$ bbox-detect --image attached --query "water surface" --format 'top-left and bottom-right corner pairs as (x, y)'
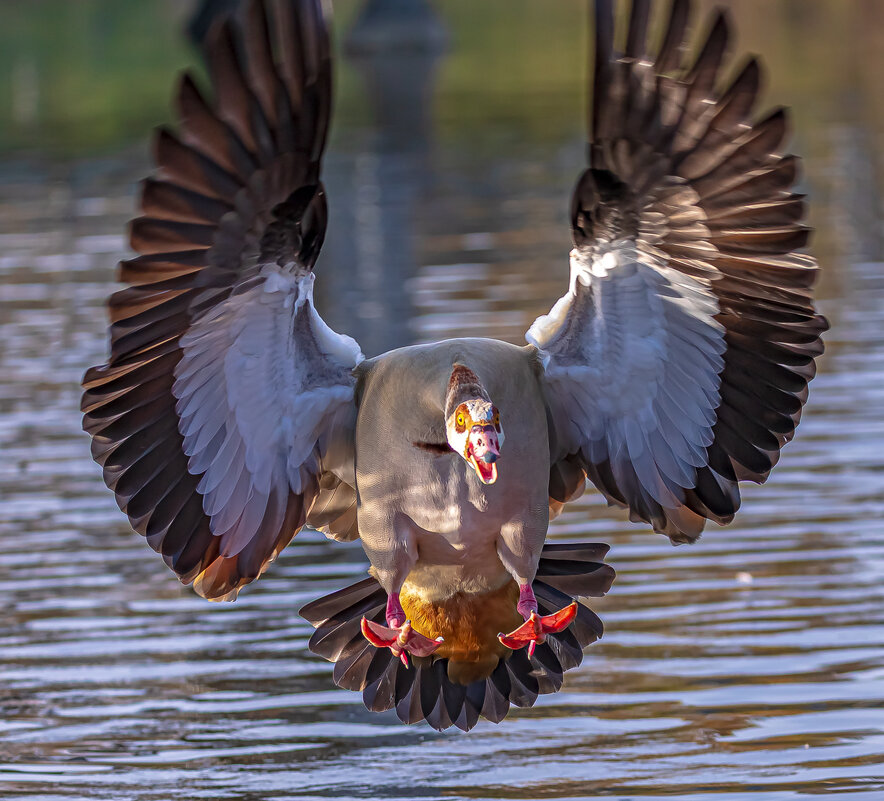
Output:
(1, 1), (883, 799)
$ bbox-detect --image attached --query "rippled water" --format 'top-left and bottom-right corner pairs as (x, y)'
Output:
(2, 5), (884, 800)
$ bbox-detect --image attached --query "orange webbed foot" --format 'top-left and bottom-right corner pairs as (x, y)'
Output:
(361, 617), (443, 667)
(498, 601), (578, 657)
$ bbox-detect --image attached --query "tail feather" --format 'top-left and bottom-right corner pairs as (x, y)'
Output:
(462, 679), (486, 729)
(536, 579), (605, 644)
(331, 615), (385, 692)
(299, 542), (615, 731)
(537, 544), (616, 597)
(442, 674), (468, 725)
(544, 625), (585, 672)
(396, 665), (427, 725)
(519, 641), (564, 695)
(362, 657), (398, 713)
(505, 648), (541, 707)
(301, 576), (384, 627)
(483, 661), (512, 723)
(308, 615), (365, 663)
(422, 662), (450, 730)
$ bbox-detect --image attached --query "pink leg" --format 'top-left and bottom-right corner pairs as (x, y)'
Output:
(517, 583), (538, 620)
(386, 593), (406, 628)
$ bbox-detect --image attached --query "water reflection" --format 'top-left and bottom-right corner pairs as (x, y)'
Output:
(0, 1), (883, 800)
(320, 12), (444, 356)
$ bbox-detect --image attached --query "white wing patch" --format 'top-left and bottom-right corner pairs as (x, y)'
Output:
(173, 268), (363, 558)
(529, 240), (725, 512)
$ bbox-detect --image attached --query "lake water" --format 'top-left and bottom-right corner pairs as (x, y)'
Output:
(1, 1), (883, 799)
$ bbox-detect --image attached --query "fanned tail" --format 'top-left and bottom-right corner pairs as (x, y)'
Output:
(299, 543), (615, 731)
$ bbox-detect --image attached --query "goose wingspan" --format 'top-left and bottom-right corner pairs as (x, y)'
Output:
(82, 0), (363, 600)
(531, 0), (827, 543)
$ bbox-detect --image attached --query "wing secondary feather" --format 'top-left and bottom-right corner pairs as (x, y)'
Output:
(82, 0), (363, 598)
(533, 0), (827, 542)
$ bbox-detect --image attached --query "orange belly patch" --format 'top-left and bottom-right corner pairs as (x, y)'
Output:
(400, 580), (524, 684)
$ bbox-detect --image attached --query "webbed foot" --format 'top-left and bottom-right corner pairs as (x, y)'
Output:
(361, 592), (442, 666)
(361, 617), (443, 666)
(498, 585), (578, 657)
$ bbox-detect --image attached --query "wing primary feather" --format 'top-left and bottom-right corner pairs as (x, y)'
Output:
(82, 0), (362, 602)
(534, 0), (824, 540)
(592, 0), (616, 155)
(656, 0), (690, 75)
(625, 0), (651, 59)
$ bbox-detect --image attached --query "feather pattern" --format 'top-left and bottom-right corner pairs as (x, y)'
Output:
(533, 0), (827, 542)
(81, 0), (363, 599)
(300, 542), (615, 731)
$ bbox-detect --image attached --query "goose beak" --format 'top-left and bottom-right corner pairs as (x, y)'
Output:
(467, 426), (500, 484)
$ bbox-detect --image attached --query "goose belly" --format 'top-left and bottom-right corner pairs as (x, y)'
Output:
(353, 337), (550, 595)
(394, 455), (548, 599)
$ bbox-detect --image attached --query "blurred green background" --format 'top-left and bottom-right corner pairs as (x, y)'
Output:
(0, 0), (881, 157)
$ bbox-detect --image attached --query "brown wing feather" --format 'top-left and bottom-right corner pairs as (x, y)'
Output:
(554, 0), (827, 542)
(82, 0), (338, 600)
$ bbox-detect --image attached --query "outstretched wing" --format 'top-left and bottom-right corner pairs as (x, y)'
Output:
(532, 0), (827, 543)
(82, 0), (363, 599)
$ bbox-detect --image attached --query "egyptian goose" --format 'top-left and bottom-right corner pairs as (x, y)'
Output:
(81, 0), (826, 731)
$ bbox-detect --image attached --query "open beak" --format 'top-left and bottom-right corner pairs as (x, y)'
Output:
(467, 426), (500, 485)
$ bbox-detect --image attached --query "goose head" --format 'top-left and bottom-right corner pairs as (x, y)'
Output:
(444, 364), (504, 485)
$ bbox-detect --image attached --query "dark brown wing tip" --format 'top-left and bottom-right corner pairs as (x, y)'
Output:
(301, 543), (614, 730)
(577, 0), (826, 545)
(81, 0), (338, 603)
